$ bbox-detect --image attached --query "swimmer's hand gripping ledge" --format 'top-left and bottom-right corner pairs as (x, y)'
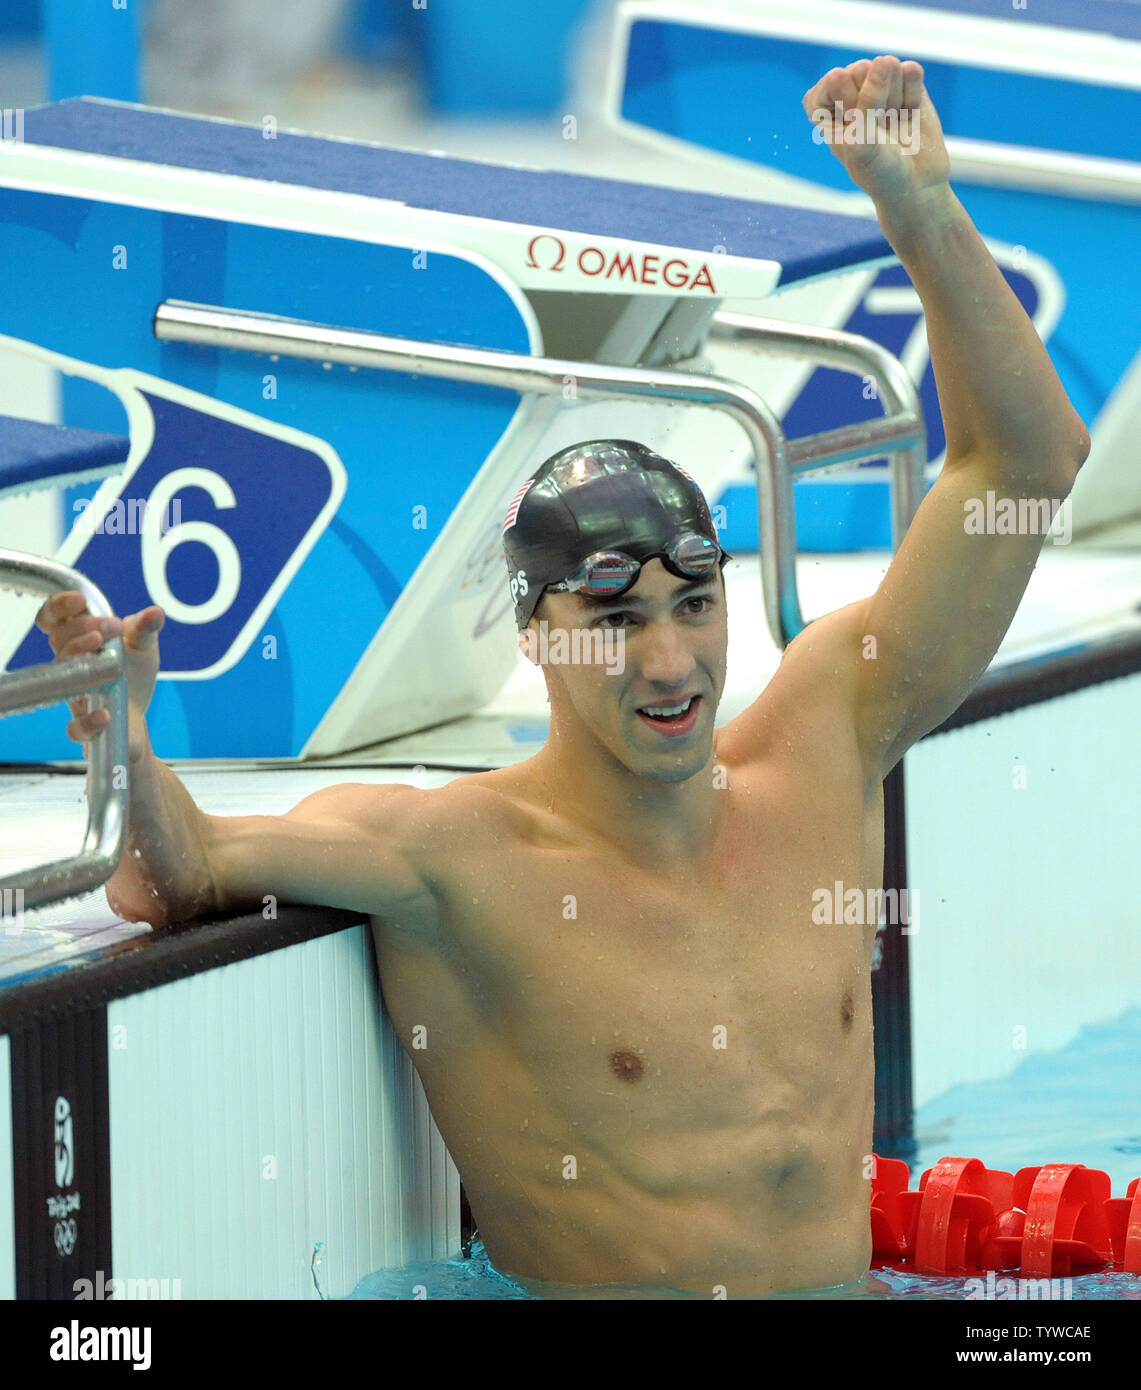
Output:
(35, 580), (440, 932)
(0, 549), (128, 911)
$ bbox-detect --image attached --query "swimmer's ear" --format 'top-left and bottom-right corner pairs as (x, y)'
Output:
(518, 628), (539, 665)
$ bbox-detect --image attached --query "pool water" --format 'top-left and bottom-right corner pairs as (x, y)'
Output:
(345, 1007), (1141, 1300)
(913, 1006), (1141, 1193)
(343, 1241), (1141, 1301)
(345, 1241), (541, 1301)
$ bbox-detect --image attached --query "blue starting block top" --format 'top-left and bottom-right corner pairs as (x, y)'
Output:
(0, 417), (129, 498)
(20, 99), (893, 291)
(869, 0), (1141, 40)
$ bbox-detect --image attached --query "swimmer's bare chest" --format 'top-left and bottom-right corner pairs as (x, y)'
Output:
(369, 749), (885, 1292)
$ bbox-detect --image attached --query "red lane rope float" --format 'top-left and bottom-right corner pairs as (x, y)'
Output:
(869, 1155), (918, 1263)
(1105, 1178), (1141, 1274)
(869, 1155), (1141, 1278)
(1014, 1165), (1112, 1277)
(914, 1157), (1012, 1276)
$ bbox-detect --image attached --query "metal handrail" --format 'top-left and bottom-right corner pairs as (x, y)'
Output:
(155, 299), (925, 647)
(0, 551), (129, 913)
(710, 311), (927, 549)
(156, 299), (806, 642)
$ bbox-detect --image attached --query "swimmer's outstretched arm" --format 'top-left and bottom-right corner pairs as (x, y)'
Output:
(37, 592), (440, 930)
(790, 57), (1091, 780)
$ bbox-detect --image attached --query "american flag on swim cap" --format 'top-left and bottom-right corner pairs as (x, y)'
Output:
(501, 478), (533, 534)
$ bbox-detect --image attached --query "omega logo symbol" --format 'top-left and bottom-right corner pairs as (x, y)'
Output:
(525, 235), (566, 271)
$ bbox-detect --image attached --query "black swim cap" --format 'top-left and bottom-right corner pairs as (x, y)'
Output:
(501, 439), (729, 630)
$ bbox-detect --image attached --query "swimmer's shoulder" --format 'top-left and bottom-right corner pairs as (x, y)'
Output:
(429, 760), (573, 849)
(376, 760), (570, 889)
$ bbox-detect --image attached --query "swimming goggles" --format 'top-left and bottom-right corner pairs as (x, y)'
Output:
(545, 532), (724, 601)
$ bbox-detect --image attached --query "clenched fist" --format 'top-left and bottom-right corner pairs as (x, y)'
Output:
(803, 56), (951, 207)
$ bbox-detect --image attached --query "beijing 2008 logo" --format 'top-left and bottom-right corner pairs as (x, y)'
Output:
(48, 1095), (80, 1258)
(54, 1096), (74, 1188)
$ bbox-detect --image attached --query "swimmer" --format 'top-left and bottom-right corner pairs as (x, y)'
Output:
(38, 56), (1089, 1298)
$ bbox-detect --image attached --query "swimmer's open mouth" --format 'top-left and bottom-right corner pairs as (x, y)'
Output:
(636, 694), (701, 734)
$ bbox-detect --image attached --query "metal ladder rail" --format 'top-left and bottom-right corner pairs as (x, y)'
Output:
(709, 310), (927, 553)
(154, 299), (925, 649)
(0, 552), (128, 911)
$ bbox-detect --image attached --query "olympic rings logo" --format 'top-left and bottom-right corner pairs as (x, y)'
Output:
(54, 1218), (77, 1258)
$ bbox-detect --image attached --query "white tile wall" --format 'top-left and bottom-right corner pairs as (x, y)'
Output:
(107, 926), (458, 1299)
(906, 669), (1141, 1107)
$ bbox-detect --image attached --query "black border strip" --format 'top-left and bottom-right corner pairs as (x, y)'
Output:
(0, 906), (364, 1034)
(12, 1006), (112, 1299)
(871, 762), (915, 1164)
(926, 630), (1141, 737)
(460, 1187), (475, 1259)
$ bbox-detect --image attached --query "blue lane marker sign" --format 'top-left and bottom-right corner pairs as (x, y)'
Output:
(3, 347), (346, 680)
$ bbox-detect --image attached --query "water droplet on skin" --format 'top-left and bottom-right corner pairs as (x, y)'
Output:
(131, 848), (141, 858)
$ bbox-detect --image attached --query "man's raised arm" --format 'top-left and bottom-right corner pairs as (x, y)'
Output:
(35, 592), (438, 929)
(794, 57), (1091, 781)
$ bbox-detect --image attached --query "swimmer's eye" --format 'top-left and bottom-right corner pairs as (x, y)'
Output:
(681, 594), (716, 617)
(588, 594), (716, 629)
(591, 610), (635, 630)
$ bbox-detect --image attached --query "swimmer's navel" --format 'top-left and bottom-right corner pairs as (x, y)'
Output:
(840, 990), (854, 1029)
(609, 1049), (645, 1082)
